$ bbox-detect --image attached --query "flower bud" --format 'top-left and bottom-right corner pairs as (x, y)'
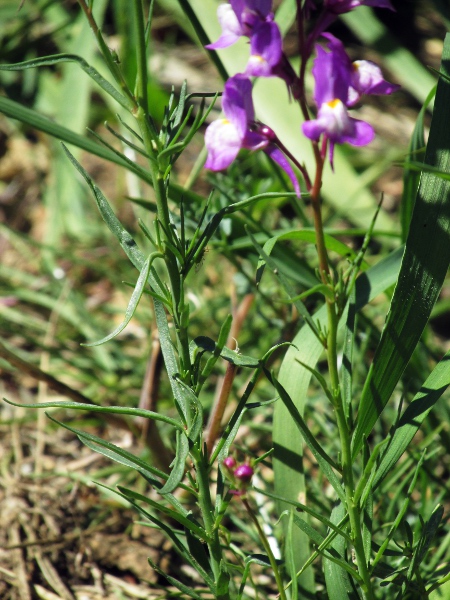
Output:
(234, 464), (254, 482)
(223, 456), (237, 469)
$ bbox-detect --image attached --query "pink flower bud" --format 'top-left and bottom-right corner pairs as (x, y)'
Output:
(223, 456), (237, 469)
(234, 464), (254, 482)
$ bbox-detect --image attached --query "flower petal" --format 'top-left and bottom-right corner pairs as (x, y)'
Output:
(204, 119), (243, 171)
(350, 60), (400, 101)
(246, 21), (282, 77)
(222, 75), (254, 136)
(264, 145), (301, 197)
(206, 4), (243, 50)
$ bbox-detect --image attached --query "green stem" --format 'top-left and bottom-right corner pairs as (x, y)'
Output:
(131, 0), (148, 112)
(131, 0), (191, 376)
(77, 0), (136, 110)
(194, 448), (230, 599)
(242, 498), (287, 600)
(309, 140), (375, 600)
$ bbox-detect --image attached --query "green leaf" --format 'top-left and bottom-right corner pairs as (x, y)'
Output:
(148, 557), (206, 600)
(410, 504), (444, 572)
(249, 230), (321, 340)
(191, 335), (260, 369)
(341, 286), (356, 422)
(45, 413), (169, 482)
(257, 230), (362, 285)
(293, 513), (361, 582)
(2, 398), (182, 430)
(0, 53), (134, 110)
(117, 486), (208, 542)
(372, 348), (450, 489)
(324, 504), (361, 600)
(159, 429), (189, 494)
(352, 35), (450, 459)
(82, 253), (158, 346)
(0, 96), (153, 183)
(266, 368), (345, 503)
(273, 246), (403, 578)
(400, 86), (436, 242)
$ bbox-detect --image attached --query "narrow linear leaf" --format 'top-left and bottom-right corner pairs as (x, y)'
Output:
(82, 253), (159, 347)
(254, 487), (351, 542)
(0, 54), (134, 110)
(341, 285), (356, 421)
(2, 398), (182, 430)
(191, 336), (260, 368)
(117, 486), (208, 542)
(159, 429), (189, 494)
(400, 85), (436, 241)
(293, 513), (361, 582)
(45, 413), (169, 482)
(0, 96), (152, 183)
(249, 231), (321, 339)
(410, 505), (444, 573)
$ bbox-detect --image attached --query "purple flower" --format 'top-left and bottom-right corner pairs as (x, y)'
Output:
(306, 0), (394, 53)
(246, 21), (282, 77)
(324, 0), (394, 14)
(348, 59), (401, 105)
(205, 75), (301, 196)
(302, 36), (374, 167)
(206, 0), (274, 50)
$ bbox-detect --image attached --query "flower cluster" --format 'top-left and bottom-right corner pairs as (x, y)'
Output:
(204, 0), (399, 192)
(302, 33), (400, 167)
(204, 75), (301, 196)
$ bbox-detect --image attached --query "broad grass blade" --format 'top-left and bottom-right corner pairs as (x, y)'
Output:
(372, 349), (450, 489)
(352, 35), (450, 459)
(324, 504), (361, 600)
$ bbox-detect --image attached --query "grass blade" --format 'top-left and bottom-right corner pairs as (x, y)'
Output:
(352, 35), (450, 459)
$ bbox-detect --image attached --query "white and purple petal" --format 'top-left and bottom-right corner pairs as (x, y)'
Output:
(350, 60), (400, 101)
(302, 98), (374, 147)
(311, 36), (352, 106)
(246, 21), (282, 77)
(204, 119), (243, 171)
(222, 75), (254, 136)
(205, 4), (243, 50)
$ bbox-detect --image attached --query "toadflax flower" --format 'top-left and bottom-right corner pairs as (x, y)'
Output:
(306, 0), (394, 53)
(302, 33), (399, 167)
(324, 0), (394, 13)
(206, 0), (274, 50)
(205, 74), (301, 196)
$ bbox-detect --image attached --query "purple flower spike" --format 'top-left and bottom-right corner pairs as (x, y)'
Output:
(307, 1), (394, 51)
(205, 75), (301, 196)
(303, 35), (380, 168)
